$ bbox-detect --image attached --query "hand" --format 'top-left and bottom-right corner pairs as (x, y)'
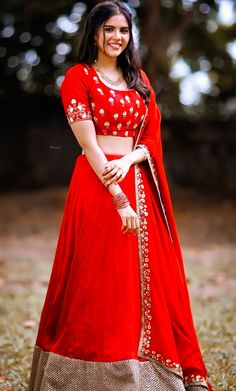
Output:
(101, 156), (131, 187)
(117, 205), (140, 235)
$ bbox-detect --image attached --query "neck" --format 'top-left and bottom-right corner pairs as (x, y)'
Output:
(96, 53), (118, 70)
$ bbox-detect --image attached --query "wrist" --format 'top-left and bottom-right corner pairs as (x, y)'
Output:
(121, 154), (134, 166)
(112, 191), (130, 210)
(107, 182), (122, 196)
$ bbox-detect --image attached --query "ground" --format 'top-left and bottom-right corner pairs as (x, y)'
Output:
(0, 186), (235, 391)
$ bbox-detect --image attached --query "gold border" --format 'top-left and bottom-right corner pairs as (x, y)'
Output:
(134, 163), (184, 379)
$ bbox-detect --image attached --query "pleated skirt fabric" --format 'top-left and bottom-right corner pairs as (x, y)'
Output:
(28, 154), (208, 391)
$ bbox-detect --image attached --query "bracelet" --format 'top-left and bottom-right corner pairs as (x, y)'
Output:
(112, 192), (130, 209)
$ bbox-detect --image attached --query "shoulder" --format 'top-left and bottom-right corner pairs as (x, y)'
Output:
(65, 63), (90, 78)
(61, 63), (91, 85)
(60, 63), (90, 93)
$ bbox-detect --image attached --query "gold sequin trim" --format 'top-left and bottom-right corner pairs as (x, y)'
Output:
(184, 374), (208, 388)
(135, 165), (183, 378)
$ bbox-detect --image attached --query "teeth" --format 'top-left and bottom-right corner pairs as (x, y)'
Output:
(110, 44), (121, 48)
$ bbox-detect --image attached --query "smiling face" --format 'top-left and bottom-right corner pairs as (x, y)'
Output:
(95, 13), (130, 60)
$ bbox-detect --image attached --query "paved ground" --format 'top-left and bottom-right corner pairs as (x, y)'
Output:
(0, 186), (235, 390)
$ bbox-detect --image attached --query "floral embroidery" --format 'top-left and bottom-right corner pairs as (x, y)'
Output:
(93, 76), (99, 84)
(184, 374), (208, 387)
(135, 164), (183, 378)
(66, 99), (92, 124)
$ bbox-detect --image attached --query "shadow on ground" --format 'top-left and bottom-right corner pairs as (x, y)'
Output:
(0, 186), (235, 390)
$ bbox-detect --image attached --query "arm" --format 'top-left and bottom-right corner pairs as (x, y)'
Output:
(70, 119), (140, 234)
(70, 119), (122, 197)
(101, 146), (147, 186)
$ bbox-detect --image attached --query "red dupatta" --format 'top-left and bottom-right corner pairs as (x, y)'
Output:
(133, 70), (214, 391)
(134, 70), (185, 280)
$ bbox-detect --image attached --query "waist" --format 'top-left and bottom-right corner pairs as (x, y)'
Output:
(82, 135), (134, 155)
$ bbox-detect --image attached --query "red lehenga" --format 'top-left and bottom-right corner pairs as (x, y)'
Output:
(28, 64), (214, 391)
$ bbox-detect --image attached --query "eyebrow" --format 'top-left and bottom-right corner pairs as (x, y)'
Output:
(104, 24), (129, 29)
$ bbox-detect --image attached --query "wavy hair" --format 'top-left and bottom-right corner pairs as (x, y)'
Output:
(77, 0), (150, 103)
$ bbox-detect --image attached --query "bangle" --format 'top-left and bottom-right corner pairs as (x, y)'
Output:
(112, 192), (130, 209)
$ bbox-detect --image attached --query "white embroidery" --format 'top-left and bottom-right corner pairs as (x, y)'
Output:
(66, 99), (92, 124)
(93, 76), (99, 84)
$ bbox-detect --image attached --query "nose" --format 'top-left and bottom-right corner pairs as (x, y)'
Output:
(113, 29), (122, 40)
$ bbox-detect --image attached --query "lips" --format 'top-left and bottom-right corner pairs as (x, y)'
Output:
(108, 43), (122, 50)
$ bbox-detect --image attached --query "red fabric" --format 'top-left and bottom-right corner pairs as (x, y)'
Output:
(60, 64), (146, 138)
(34, 64), (214, 389)
(36, 154), (145, 362)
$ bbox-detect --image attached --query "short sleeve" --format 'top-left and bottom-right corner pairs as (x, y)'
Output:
(60, 64), (92, 125)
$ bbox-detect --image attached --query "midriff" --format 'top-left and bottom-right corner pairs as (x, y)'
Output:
(82, 135), (134, 155)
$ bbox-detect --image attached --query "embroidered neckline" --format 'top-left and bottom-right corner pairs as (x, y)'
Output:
(87, 65), (135, 93)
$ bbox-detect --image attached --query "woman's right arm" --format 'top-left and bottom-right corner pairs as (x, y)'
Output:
(70, 119), (140, 233)
(70, 119), (121, 197)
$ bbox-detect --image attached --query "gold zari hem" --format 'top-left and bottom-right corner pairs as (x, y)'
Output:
(28, 346), (209, 391)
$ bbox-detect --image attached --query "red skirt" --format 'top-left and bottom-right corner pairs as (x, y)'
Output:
(28, 154), (211, 390)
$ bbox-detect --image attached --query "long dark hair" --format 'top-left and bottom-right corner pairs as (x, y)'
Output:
(77, 1), (150, 103)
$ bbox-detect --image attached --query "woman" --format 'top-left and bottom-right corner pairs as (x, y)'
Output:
(28, 1), (214, 390)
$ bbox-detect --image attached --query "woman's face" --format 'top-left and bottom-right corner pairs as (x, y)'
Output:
(95, 13), (130, 60)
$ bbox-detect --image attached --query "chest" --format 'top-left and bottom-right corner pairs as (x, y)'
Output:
(88, 77), (146, 130)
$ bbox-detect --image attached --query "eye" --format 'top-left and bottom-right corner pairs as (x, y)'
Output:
(120, 28), (129, 34)
(104, 26), (113, 33)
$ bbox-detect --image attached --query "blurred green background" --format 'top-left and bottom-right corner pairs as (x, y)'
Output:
(1, 0), (236, 193)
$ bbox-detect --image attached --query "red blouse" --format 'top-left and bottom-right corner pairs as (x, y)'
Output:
(60, 64), (147, 138)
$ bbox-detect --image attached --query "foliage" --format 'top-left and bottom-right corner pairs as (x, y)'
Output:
(0, 0), (235, 120)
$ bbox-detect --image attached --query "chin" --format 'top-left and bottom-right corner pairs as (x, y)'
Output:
(106, 50), (124, 59)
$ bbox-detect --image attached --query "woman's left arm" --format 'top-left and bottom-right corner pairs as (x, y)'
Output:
(101, 147), (146, 186)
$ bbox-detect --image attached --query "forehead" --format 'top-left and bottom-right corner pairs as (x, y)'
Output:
(104, 13), (129, 27)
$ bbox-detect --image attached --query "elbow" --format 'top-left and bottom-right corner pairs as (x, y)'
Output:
(82, 143), (100, 156)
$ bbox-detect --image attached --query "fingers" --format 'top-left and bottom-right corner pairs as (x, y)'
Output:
(102, 169), (124, 187)
(121, 216), (139, 235)
(102, 165), (117, 180)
